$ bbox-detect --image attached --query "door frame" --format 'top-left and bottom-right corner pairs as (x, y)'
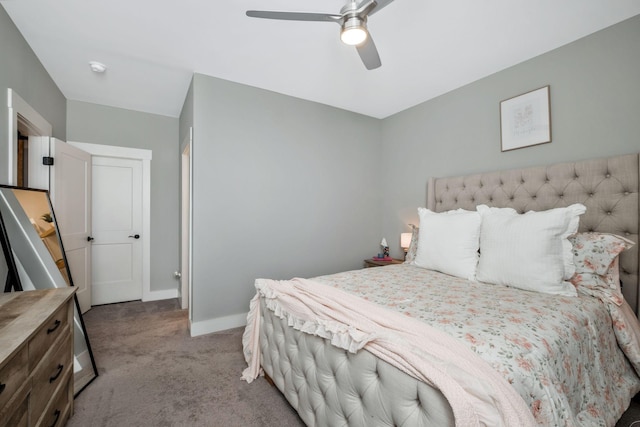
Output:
(7, 88), (52, 185)
(68, 141), (156, 301)
(180, 128), (192, 318)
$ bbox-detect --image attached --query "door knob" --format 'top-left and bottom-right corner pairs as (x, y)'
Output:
(128, 234), (140, 239)
(87, 236), (94, 242)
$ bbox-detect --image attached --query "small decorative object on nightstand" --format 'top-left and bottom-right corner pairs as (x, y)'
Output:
(380, 238), (390, 258)
(367, 237), (400, 267)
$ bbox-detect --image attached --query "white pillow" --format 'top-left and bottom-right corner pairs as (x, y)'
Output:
(475, 204), (586, 296)
(476, 205), (579, 280)
(414, 208), (481, 280)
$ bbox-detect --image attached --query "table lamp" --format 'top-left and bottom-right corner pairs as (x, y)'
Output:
(400, 233), (412, 260)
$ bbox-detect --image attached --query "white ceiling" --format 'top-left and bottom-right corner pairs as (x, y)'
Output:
(2, 1), (639, 119)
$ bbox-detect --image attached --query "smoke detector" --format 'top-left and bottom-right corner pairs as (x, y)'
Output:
(89, 61), (107, 73)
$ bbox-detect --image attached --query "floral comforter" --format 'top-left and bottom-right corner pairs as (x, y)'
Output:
(312, 264), (640, 426)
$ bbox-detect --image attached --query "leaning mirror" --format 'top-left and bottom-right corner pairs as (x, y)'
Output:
(0, 185), (98, 395)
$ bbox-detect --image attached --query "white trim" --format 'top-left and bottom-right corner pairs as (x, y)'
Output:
(141, 156), (152, 301)
(68, 141), (154, 302)
(68, 141), (152, 160)
(180, 133), (192, 313)
(189, 312), (247, 337)
(26, 136), (51, 191)
(188, 127), (193, 319)
(7, 88), (52, 184)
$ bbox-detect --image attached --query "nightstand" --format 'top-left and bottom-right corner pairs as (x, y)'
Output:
(363, 258), (404, 268)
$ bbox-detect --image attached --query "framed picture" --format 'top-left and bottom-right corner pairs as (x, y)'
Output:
(500, 86), (551, 152)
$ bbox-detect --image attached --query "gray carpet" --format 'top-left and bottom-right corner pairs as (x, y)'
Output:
(68, 298), (640, 427)
(67, 299), (304, 427)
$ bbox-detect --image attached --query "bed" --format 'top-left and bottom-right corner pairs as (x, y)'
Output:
(242, 153), (640, 426)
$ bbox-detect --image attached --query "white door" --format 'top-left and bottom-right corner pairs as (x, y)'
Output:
(27, 137), (93, 313)
(91, 156), (143, 305)
(49, 139), (92, 313)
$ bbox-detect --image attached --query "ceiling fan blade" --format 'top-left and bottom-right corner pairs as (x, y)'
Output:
(356, 34), (381, 70)
(246, 10), (341, 23)
(368, 0), (395, 16)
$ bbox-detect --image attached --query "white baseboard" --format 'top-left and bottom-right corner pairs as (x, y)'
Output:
(189, 312), (248, 337)
(143, 288), (179, 302)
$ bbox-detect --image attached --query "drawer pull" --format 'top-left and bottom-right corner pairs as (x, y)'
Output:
(0, 383), (5, 394)
(48, 409), (61, 427)
(49, 364), (64, 383)
(47, 319), (61, 334)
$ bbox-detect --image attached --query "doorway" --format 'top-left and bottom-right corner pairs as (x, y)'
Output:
(7, 88), (52, 185)
(180, 129), (192, 317)
(91, 156), (143, 305)
(8, 90), (93, 313)
(68, 141), (152, 303)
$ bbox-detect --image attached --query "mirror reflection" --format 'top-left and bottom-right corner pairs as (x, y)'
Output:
(14, 188), (71, 285)
(0, 185), (98, 395)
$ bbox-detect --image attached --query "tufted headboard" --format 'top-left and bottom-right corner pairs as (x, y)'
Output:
(427, 154), (640, 313)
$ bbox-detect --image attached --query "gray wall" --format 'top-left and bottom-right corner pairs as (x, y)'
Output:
(66, 101), (180, 293)
(179, 78), (194, 148)
(0, 8), (67, 167)
(0, 5), (67, 282)
(380, 14), (640, 258)
(190, 74), (382, 323)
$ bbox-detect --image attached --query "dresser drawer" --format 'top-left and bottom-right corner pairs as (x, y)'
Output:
(0, 289), (75, 427)
(3, 396), (28, 427)
(28, 303), (71, 370)
(0, 346), (28, 412)
(31, 332), (72, 420)
(33, 373), (72, 427)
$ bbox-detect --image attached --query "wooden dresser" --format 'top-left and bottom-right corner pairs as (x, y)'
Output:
(0, 288), (75, 427)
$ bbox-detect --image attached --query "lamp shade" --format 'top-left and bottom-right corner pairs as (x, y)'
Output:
(400, 233), (412, 249)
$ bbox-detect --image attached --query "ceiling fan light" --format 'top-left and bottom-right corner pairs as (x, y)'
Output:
(341, 18), (367, 46)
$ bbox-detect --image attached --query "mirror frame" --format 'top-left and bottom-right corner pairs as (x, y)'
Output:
(1, 206), (22, 292)
(0, 184), (98, 396)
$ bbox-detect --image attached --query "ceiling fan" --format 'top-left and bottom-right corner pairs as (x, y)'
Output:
(246, 0), (395, 70)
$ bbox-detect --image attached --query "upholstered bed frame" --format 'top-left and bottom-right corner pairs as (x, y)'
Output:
(259, 153), (640, 426)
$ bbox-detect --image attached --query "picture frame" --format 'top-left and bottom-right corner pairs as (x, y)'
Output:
(500, 85), (551, 152)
